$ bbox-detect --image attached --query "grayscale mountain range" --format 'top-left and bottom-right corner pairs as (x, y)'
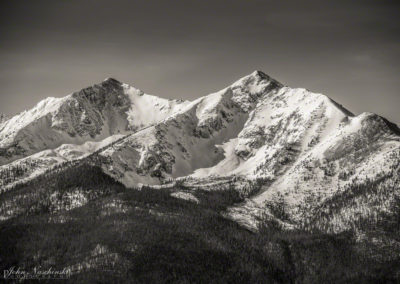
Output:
(1, 71), (399, 282)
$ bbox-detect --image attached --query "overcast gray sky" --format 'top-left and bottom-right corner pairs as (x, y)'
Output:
(0, 0), (399, 123)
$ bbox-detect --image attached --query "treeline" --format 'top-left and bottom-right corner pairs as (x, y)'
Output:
(298, 165), (400, 235)
(0, 160), (39, 186)
(1, 182), (399, 283)
(0, 163), (126, 218)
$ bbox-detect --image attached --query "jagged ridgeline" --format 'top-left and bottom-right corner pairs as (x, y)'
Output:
(0, 71), (399, 282)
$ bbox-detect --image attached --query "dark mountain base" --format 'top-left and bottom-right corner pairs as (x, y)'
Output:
(1, 165), (399, 283)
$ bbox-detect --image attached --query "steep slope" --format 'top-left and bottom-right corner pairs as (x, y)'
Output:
(227, 112), (400, 229)
(97, 71), (282, 186)
(192, 86), (353, 178)
(0, 78), (189, 166)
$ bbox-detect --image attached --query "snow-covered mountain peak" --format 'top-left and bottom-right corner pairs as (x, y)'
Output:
(0, 78), (190, 166)
(250, 70), (279, 82)
(102, 77), (122, 84)
(222, 71), (283, 112)
(231, 70), (282, 90)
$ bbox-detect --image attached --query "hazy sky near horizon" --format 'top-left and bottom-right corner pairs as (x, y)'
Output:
(0, 0), (399, 123)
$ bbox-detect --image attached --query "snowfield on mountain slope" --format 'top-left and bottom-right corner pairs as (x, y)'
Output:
(0, 134), (125, 191)
(98, 88), (251, 186)
(123, 83), (190, 130)
(192, 86), (352, 178)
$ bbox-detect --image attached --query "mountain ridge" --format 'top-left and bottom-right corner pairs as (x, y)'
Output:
(0, 71), (399, 234)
